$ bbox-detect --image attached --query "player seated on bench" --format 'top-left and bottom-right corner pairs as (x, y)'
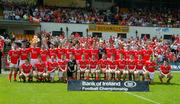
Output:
(77, 54), (89, 80)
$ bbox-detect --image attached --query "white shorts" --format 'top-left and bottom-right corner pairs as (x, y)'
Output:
(106, 69), (115, 73)
(10, 63), (18, 68)
(91, 69), (96, 73)
(149, 72), (155, 80)
(50, 72), (55, 78)
(58, 71), (63, 77)
(19, 60), (26, 67)
(31, 59), (38, 66)
(123, 70), (129, 74)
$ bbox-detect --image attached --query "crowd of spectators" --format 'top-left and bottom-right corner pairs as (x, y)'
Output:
(2, 3), (180, 27)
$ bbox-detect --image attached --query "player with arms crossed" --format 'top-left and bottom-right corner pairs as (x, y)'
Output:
(77, 54), (89, 80)
(46, 56), (58, 82)
(107, 54), (118, 80)
(159, 61), (173, 83)
(98, 53), (108, 80)
(89, 54), (99, 80)
(58, 54), (68, 82)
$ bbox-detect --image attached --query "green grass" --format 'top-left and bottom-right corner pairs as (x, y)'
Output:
(0, 72), (180, 104)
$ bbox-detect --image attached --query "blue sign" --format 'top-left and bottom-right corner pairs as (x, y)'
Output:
(68, 80), (149, 92)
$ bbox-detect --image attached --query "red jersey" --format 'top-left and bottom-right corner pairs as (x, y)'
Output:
(160, 65), (171, 74)
(83, 49), (91, 60)
(58, 60), (68, 71)
(143, 49), (153, 61)
(90, 49), (99, 60)
(145, 61), (156, 72)
(74, 49), (83, 60)
(40, 49), (49, 62)
(29, 47), (40, 59)
(8, 50), (19, 64)
(98, 59), (108, 69)
(65, 48), (75, 59)
(35, 62), (46, 73)
(127, 59), (136, 70)
(118, 60), (126, 70)
(20, 49), (29, 60)
(136, 59), (146, 70)
(47, 61), (58, 72)
(21, 63), (32, 74)
(89, 60), (98, 69)
(108, 60), (118, 70)
(78, 60), (89, 69)
(49, 48), (57, 58)
(106, 48), (116, 58)
(115, 49), (125, 60)
(56, 48), (65, 59)
(124, 50), (130, 60)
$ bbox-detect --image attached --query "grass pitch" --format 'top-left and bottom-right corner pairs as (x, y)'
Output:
(0, 72), (180, 104)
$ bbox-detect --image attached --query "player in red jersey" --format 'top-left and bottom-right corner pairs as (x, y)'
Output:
(74, 43), (83, 61)
(134, 55), (146, 81)
(77, 54), (89, 80)
(89, 54), (99, 80)
(46, 56), (58, 82)
(8, 46), (20, 81)
(107, 54), (118, 80)
(127, 55), (136, 80)
(57, 45), (65, 61)
(159, 61), (173, 83)
(19, 60), (33, 82)
(40, 47), (49, 63)
(98, 53), (108, 80)
(49, 47), (57, 59)
(29, 46), (40, 67)
(65, 47), (75, 59)
(58, 55), (68, 82)
(145, 58), (157, 83)
(90, 48), (99, 60)
(34, 57), (46, 82)
(19, 45), (29, 67)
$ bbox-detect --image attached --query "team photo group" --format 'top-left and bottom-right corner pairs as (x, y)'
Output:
(6, 33), (177, 84)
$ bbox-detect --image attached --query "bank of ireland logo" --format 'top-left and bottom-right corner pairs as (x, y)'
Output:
(124, 81), (137, 88)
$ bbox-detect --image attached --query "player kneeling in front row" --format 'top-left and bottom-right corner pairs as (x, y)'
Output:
(19, 60), (33, 82)
(159, 61), (173, 83)
(34, 57), (46, 82)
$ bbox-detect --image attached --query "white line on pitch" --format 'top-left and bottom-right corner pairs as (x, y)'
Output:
(125, 92), (161, 104)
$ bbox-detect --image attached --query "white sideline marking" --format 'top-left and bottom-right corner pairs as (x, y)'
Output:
(125, 92), (160, 104)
